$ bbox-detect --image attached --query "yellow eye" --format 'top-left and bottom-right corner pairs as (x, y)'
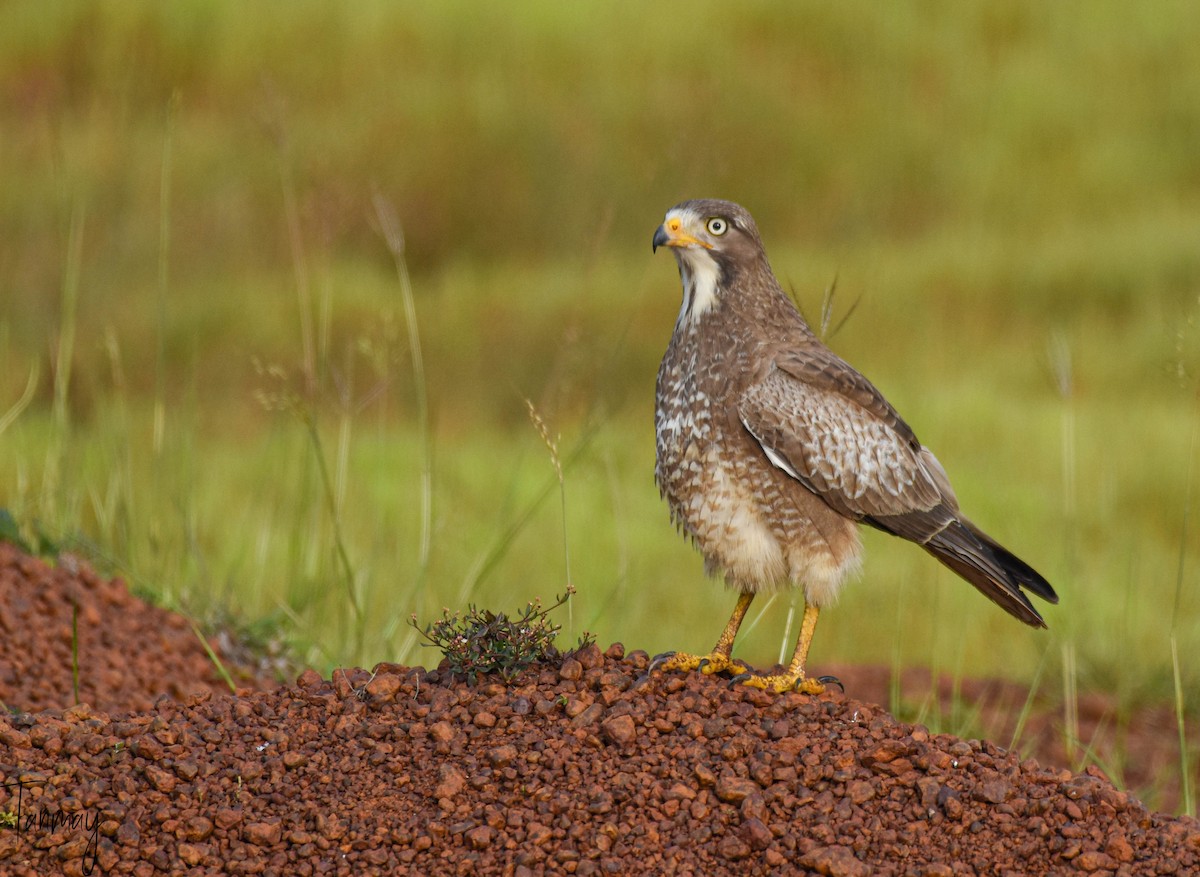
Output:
(706, 217), (728, 236)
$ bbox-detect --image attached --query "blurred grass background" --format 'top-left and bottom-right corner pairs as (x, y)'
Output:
(1, 1), (1198, 750)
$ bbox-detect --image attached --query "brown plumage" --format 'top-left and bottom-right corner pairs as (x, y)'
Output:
(650, 199), (1057, 693)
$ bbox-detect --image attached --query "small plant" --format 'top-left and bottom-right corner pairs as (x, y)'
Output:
(0, 809), (17, 829)
(409, 586), (592, 685)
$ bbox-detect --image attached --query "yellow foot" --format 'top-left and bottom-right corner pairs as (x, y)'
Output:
(729, 671), (827, 695)
(648, 651), (751, 677)
(730, 672), (844, 695)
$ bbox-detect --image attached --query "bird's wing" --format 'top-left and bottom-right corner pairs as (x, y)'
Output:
(738, 351), (1051, 626)
(737, 351), (945, 523)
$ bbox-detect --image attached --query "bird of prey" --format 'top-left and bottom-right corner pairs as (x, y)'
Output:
(650, 199), (1057, 694)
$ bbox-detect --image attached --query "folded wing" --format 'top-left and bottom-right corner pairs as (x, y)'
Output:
(738, 351), (1058, 626)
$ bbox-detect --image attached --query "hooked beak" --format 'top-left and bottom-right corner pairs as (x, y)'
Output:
(652, 215), (711, 253)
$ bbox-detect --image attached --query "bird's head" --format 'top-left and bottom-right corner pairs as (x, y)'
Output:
(653, 199), (766, 322)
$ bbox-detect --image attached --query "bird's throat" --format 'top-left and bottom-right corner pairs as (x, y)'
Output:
(676, 249), (722, 328)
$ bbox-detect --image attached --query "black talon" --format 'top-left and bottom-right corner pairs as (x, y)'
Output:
(647, 651), (677, 673)
(729, 672), (753, 687)
(817, 674), (844, 692)
(697, 657), (710, 672)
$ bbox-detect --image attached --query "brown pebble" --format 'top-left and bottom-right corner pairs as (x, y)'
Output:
(717, 834), (752, 860)
(466, 825), (493, 849)
(242, 820), (282, 846)
(435, 765), (467, 799)
(365, 671), (403, 701)
(182, 816), (214, 842)
(601, 714), (636, 746)
(801, 844), (871, 877)
(214, 809), (242, 830)
(740, 817), (773, 850)
(715, 775), (759, 804)
(1074, 851), (1117, 872)
(177, 842), (204, 866)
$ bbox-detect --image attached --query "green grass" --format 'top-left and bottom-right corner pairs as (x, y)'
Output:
(0, 0), (1198, 811)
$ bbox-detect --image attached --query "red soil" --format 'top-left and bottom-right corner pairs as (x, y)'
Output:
(1, 542), (1196, 875)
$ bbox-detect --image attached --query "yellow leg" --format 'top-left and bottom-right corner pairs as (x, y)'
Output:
(652, 592), (755, 677)
(711, 591), (754, 659)
(736, 602), (826, 694)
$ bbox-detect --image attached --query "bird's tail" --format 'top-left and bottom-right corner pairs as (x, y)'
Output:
(922, 519), (1059, 628)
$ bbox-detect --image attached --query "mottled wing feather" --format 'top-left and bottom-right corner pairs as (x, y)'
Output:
(774, 351), (921, 452)
(738, 363), (943, 522)
(738, 359), (1052, 626)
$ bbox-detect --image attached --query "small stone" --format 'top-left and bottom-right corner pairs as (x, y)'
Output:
(559, 659), (583, 681)
(976, 775), (1011, 805)
(177, 843), (204, 866)
(717, 834), (752, 860)
(214, 809), (242, 830)
(664, 783), (696, 801)
(740, 817), (772, 850)
(115, 820), (140, 849)
(527, 823), (553, 845)
(487, 745), (518, 767)
(1074, 851), (1117, 872)
(434, 765), (467, 799)
(861, 739), (911, 766)
(587, 792), (613, 815)
(937, 786), (963, 819)
(365, 672), (403, 701)
(0, 725), (31, 748)
(182, 817), (214, 842)
(242, 820), (282, 846)
(847, 780), (876, 805)
(570, 703), (604, 728)
(575, 643), (603, 669)
(296, 669), (324, 690)
(800, 844), (871, 877)
(601, 714), (636, 746)
(715, 776), (759, 804)
(466, 825), (493, 849)
(1104, 833), (1134, 863)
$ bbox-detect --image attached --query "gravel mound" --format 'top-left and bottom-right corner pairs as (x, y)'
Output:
(0, 543), (275, 714)
(2, 542), (1197, 875)
(1, 642), (1197, 875)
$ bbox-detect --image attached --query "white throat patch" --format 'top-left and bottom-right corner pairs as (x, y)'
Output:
(675, 246), (722, 328)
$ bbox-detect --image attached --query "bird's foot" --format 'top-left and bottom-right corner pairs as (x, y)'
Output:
(646, 650), (752, 678)
(728, 672), (843, 695)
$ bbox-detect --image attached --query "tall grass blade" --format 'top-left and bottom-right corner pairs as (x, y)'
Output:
(154, 92), (179, 457)
(0, 364), (39, 436)
(191, 621), (237, 694)
(1170, 634), (1193, 816)
(525, 400), (573, 630)
(373, 192), (433, 579)
(1061, 640), (1079, 764)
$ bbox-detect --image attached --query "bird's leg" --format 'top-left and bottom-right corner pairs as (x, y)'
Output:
(730, 601), (828, 694)
(649, 592), (755, 677)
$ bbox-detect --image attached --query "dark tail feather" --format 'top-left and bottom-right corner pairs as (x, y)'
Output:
(923, 520), (1055, 628)
(970, 526), (1059, 604)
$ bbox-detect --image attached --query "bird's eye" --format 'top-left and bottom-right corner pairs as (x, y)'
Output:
(706, 217), (728, 236)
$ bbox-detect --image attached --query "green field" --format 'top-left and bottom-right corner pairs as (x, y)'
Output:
(1, 1), (1197, 799)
